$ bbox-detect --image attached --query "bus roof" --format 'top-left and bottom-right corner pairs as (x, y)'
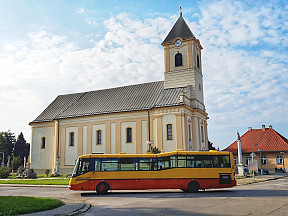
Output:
(78, 150), (231, 159)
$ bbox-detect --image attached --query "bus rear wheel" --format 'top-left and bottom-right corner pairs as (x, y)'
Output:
(187, 181), (200, 193)
(96, 182), (109, 195)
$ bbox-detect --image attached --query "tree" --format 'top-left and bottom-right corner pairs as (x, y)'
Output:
(0, 132), (7, 165)
(11, 156), (22, 171)
(15, 132), (27, 162)
(4, 130), (16, 157)
(146, 146), (161, 154)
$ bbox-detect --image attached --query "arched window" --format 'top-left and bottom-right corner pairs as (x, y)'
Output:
(197, 55), (200, 68)
(41, 137), (46, 149)
(126, 128), (132, 143)
(175, 53), (182, 66)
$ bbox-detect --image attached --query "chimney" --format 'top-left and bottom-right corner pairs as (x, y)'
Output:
(248, 127), (252, 131)
(269, 125), (272, 129)
(262, 124), (265, 131)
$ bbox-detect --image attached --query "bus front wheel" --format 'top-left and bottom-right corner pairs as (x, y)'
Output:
(96, 182), (109, 195)
(187, 181), (200, 193)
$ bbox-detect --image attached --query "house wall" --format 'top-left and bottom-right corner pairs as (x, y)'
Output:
(234, 152), (288, 172)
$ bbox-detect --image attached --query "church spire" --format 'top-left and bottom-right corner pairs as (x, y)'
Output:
(161, 12), (195, 45)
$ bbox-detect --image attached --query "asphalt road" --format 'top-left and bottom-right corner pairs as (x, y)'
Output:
(0, 177), (287, 216)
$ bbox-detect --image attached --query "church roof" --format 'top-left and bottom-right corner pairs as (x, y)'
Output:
(162, 15), (195, 45)
(30, 81), (187, 124)
(223, 127), (288, 153)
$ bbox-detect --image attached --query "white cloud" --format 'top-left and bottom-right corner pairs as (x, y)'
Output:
(77, 8), (85, 14)
(0, 13), (172, 141)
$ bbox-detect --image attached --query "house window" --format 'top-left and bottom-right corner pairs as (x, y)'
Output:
(234, 156), (237, 165)
(197, 55), (200, 68)
(276, 155), (283, 165)
(201, 125), (204, 142)
(41, 137), (46, 149)
(175, 53), (182, 66)
(96, 130), (102, 145)
(261, 156), (267, 165)
(167, 124), (173, 140)
(245, 156), (251, 165)
(126, 128), (132, 143)
(69, 132), (74, 146)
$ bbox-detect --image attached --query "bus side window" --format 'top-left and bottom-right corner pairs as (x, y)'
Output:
(158, 157), (170, 170)
(177, 156), (186, 167)
(187, 156), (195, 168)
(94, 159), (101, 171)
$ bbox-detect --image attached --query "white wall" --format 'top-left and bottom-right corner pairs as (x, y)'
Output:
(92, 124), (106, 154)
(121, 121), (136, 154)
(65, 127), (78, 166)
(162, 115), (177, 152)
(31, 126), (55, 170)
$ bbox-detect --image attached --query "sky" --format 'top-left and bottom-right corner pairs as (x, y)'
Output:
(0, 0), (287, 150)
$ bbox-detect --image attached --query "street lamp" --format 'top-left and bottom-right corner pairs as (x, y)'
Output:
(258, 149), (262, 175)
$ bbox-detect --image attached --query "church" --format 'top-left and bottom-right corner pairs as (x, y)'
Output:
(29, 12), (209, 174)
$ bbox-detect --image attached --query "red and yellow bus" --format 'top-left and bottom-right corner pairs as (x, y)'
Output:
(69, 150), (236, 194)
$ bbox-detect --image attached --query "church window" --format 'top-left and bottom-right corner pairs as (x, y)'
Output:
(167, 124), (173, 140)
(41, 137), (46, 149)
(96, 130), (102, 145)
(197, 55), (200, 68)
(188, 124), (192, 141)
(175, 52), (182, 66)
(199, 84), (201, 91)
(126, 128), (132, 143)
(69, 132), (75, 146)
(201, 125), (204, 142)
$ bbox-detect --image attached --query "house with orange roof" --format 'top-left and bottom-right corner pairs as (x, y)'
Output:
(224, 125), (288, 173)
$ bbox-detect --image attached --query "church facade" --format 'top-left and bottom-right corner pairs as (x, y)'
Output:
(29, 14), (209, 174)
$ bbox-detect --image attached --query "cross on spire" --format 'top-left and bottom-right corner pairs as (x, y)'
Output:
(180, 5), (182, 16)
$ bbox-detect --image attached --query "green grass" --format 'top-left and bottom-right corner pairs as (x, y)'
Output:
(0, 179), (69, 185)
(0, 196), (64, 216)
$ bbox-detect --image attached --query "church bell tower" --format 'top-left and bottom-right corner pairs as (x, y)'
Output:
(162, 11), (205, 109)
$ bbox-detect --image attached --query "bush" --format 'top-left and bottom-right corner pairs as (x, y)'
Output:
(0, 167), (10, 178)
(11, 156), (22, 171)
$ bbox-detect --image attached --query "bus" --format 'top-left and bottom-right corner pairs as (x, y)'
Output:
(69, 150), (236, 194)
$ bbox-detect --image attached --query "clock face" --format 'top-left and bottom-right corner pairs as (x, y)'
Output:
(175, 39), (182, 47)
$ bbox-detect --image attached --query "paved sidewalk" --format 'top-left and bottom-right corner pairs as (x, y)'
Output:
(22, 203), (91, 216)
(236, 173), (288, 185)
